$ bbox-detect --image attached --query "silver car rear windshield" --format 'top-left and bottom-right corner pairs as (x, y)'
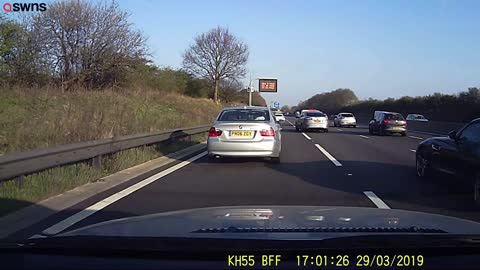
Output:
(217, 109), (271, 121)
(340, 113), (354, 117)
(306, 112), (326, 117)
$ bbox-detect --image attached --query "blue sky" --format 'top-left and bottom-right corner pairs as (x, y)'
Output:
(113, 1), (477, 105)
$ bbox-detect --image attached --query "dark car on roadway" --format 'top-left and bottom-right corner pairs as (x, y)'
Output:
(369, 111), (407, 136)
(416, 118), (480, 204)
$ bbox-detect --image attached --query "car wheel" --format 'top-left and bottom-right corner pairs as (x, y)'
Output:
(208, 155), (219, 163)
(401, 132), (407, 137)
(270, 154), (281, 164)
(353, 125), (356, 128)
(325, 129), (329, 133)
(295, 126), (300, 132)
(368, 126), (373, 135)
(474, 173), (480, 207)
(416, 152), (431, 178)
(379, 128), (384, 136)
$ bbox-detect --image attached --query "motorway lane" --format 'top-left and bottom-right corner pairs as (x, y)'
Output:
(18, 122), (376, 237)
(12, 117), (480, 239)
(300, 118), (480, 222)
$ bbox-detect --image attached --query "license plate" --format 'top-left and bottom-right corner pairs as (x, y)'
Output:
(393, 127), (403, 130)
(314, 119), (321, 123)
(230, 131), (253, 138)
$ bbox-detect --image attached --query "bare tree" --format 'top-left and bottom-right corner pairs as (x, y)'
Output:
(182, 26), (248, 102)
(30, 0), (147, 89)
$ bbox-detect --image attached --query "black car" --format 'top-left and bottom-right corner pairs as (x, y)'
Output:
(369, 111), (407, 136)
(416, 118), (480, 204)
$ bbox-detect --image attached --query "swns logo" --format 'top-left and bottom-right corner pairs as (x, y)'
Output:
(3, 2), (47, 12)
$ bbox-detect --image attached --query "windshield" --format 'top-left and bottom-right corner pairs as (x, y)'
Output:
(218, 109), (270, 121)
(306, 112), (326, 117)
(1, 0), (480, 252)
(385, 114), (405, 121)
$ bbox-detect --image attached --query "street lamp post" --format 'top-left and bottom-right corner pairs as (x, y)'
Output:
(248, 79), (255, 106)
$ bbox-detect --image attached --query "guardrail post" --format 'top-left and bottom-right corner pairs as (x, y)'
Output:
(92, 155), (102, 170)
(17, 175), (25, 186)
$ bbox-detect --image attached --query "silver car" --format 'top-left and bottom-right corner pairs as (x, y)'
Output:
(406, 114), (429, 122)
(334, 112), (357, 127)
(207, 106), (282, 162)
(295, 110), (329, 132)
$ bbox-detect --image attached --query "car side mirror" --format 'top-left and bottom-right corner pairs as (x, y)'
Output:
(448, 131), (457, 140)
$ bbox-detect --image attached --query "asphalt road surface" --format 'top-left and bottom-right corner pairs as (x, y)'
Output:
(12, 117), (480, 239)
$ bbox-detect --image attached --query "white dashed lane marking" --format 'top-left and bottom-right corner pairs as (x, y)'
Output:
(364, 191), (391, 209)
(302, 132), (312, 140)
(314, 144), (342, 167)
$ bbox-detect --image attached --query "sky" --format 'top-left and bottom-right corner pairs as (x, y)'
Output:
(114, 1), (478, 106)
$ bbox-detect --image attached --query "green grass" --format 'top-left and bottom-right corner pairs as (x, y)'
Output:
(0, 133), (207, 216)
(0, 87), (222, 155)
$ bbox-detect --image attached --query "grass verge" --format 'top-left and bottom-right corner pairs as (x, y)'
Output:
(0, 134), (207, 217)
(0, 87), (222, 155)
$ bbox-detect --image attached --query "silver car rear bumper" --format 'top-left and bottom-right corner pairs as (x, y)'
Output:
(304, 122), (328, 129)
(207, 138), (281, 157)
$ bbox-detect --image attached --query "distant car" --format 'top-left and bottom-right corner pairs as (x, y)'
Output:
(416, 118), (480, 204)
(406, 114), (429, 122)
(295, 110), (329, 132)
(207, 106), (282, 163)
(334, 112), (357, 128)
(368, 111), (407, 136)
(274, 112), (285, 123)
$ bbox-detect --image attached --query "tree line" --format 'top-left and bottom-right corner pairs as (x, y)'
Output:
(0, 0), (264, 105)
(292, 88), (480, 122)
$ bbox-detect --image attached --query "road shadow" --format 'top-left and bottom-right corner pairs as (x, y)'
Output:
(263, 159), (480, 220)
(1, 198), (138, 241)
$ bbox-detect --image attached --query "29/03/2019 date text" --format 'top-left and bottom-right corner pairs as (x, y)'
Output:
(297, 255), (424, 267)
(227, 254), (424, 268)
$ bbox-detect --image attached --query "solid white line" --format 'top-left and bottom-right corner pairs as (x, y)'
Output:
(314, 144), (342, 167)
(286, 119), (295, 127)
(359, 135), (369, 139)
(302, 132), (311, 140)
(410, 149), (417, 153)
(337, 128), (343, 131)
(408, 135), (423, 140)
(363, 191), (390, 209)
(40, 151), (207, 236)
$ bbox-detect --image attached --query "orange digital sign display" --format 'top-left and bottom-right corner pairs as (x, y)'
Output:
(258, 79), (277, 92)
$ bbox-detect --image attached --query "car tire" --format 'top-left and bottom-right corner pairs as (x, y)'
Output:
(368, 126), (373, 135)
(208, 155), (218, 163)
(474, 173), (480, 207)
(379, 128), (384, 136)
(270, 154), (281, 164)
(353, 125), (356, 128)
(325, 129), (329, 133)
(416, 151), (431, 179)
(401, 132), (407, 137)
